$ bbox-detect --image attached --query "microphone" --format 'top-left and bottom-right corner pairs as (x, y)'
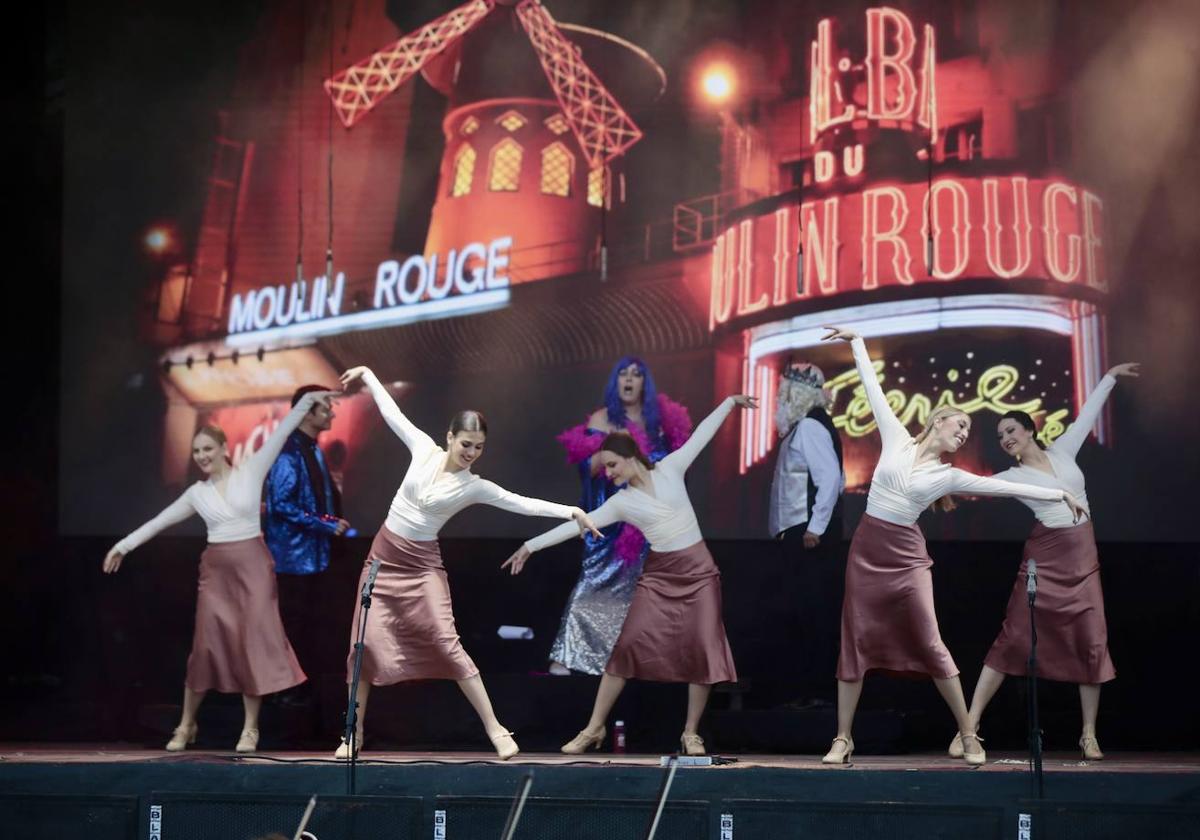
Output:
(361, 556), (382, 604)
(1026, 558), (1037, 600)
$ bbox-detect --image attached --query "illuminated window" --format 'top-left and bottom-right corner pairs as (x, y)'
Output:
(496, 110), (527, 132)
(451, 144), (476, 197)
(489, 138), (523, 191)
(460, 116), (480, 136)
(587, 165), (610, 207)
(540, 142), (574, 197)
(544, 113), (570, 135)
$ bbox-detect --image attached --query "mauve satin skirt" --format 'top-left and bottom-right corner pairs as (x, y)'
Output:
(187, 537), (306, 695)
(985, 520), (1115, 684)
(346, 526), (479, 685)
(605, 540), (737, 685)
(837, 514), (958, 681)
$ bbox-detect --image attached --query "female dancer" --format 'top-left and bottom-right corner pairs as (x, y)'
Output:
(819, 327), (1087, 766)
(550, 357), (692, 675)
(102, 389), (339, 753)
(504, 395), (755, 756)
(948, 362), (1137, 761)
(335, 367), (600, 761)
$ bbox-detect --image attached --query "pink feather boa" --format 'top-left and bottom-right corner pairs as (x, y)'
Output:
(555, 394), (694, 565)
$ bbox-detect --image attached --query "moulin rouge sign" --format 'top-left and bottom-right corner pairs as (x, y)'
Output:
(709, 7), (1107, 330)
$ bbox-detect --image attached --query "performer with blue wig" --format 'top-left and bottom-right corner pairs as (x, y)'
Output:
(550, 356), (693, 675)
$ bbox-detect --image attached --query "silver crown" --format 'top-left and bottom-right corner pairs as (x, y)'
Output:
(781, 364), (824, 388)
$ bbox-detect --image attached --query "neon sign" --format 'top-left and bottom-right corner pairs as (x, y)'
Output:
(710, 177), (1105, 329)
(810, 7), (937, 143)
(224, 236), (513, 347)
(824, 359), (1068, 441)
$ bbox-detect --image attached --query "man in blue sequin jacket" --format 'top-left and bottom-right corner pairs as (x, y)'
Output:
(264, 385), (350, 697)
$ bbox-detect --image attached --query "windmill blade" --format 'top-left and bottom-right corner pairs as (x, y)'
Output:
(514, 0), (644, 169)
(324, 0), (494, 128)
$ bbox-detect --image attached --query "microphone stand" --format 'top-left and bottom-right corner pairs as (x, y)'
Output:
(344, 557), (381, 795)
(1026, 558), (1044, 799)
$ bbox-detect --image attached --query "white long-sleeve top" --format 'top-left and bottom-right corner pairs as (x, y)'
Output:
(849, 337), (1065, 526)
(991, 374), (1114, 528)
(115, 395), (320, 554)
(359, 371), (577, 540)
(525, 397), (737, 554)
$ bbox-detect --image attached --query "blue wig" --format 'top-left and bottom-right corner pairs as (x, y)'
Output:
(604, 356), (662, 443)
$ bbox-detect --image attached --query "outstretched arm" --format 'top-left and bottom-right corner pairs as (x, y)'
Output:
(502, 496), (623, 575)
(1054, 363), (1137, 458)
(660, 395), (757, 473)
(340, 366), (436, 455)
(948, 468), (1087, 522)
(104, 491), (197, 573)
(242, 390), (340, 485)
(822, 327), (908, 448)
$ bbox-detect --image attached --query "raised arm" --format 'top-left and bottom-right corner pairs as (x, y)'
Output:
(659, 394), (757, 474)
(241, 390), (339, 485)
(847, 337), (908, 448)
(105, 490), (198, 572)
(341, 366), (435, 455)
(1053, 374), (1119, 458)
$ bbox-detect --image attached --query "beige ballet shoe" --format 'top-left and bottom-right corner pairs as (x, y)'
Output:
(961, 732), (986, 766)
(490, 730), (520, 761)
(561, 725), (606, 754)
(235, 728), (259, 753)
(165, 722), (197, 752)
(680, 732), (706, 756)
(1079, 734), (1104, 761)
(333, 732), (363, 760)
(948, 731), (964, 759)
(821, 735), (854, 765)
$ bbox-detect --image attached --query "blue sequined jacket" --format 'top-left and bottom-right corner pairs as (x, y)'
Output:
(264, 431), (340, 574)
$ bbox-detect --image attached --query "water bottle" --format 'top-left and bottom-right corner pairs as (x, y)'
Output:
(613, 720), (626, 754)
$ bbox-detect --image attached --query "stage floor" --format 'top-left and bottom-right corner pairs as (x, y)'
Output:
(3, 745), (1198, 774)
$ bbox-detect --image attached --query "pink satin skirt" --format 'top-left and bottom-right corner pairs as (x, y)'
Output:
(187, 537), (306, 695)
(606, 540), (737, 685)
(837, 514), (957, 681)
(346, 526), (479, 685)
(984, 521), (1115, 683)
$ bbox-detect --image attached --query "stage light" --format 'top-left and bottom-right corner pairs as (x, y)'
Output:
(701, 64), (735, 105)
(144, 227), (173, 255)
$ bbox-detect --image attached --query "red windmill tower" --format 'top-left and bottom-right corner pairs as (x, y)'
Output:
(324, 0), (664, 284)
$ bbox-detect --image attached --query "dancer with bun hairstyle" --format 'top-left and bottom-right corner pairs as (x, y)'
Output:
(334, 367), (601, 761)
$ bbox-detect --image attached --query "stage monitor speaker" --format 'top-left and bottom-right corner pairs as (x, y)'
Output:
(0, 793), (138, 840)
(434, 795), (709, 839)
(1021, 800), (1200, 840)
(144, 792), (423, 840)
(722, 799), (1005, 839)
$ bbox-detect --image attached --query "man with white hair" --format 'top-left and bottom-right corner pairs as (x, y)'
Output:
(769, 361), (845, 546)
(769, 360), (846, 702)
